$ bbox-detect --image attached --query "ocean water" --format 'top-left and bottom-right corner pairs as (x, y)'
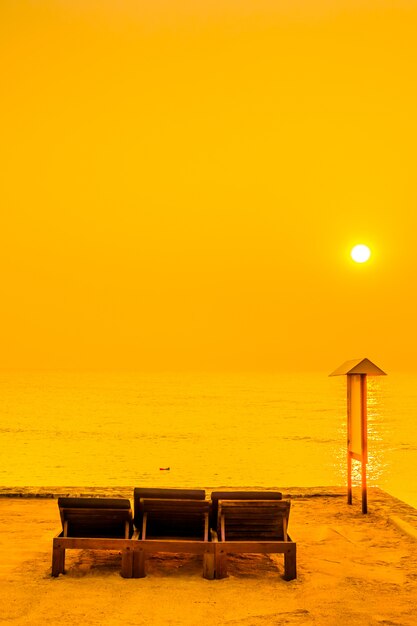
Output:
(1, 371), (416, 508)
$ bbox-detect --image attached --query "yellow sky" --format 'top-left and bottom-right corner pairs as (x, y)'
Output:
(1, 0), (416, 372)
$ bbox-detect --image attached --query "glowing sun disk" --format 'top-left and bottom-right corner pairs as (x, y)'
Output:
(351, 244), (371, 263)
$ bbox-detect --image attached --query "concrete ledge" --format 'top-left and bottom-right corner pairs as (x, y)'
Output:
(0, 485), (347, 499)
(389, 515), (417, 541)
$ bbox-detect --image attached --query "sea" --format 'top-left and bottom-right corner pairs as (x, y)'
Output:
(1, 371), (416, 508)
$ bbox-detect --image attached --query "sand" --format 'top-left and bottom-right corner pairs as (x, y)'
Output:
(1, 486), (417, 626)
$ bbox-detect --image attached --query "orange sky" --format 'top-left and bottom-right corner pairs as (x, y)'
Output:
(1, 0), (416, 372)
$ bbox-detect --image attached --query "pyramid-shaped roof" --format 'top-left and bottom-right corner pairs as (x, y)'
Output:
(329, 358), (387, 377)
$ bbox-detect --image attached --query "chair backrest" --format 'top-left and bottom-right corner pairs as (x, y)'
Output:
(57, 497), (133, 538)
(210, 491), (282, 530)
(141, 498), (210, 540)
(218, 500), (290, 541)
(133, 487), (206, 530)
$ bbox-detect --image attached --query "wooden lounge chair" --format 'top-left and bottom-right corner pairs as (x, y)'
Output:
(213, 498), (296, 580)
(52, 497), (137, 578)
(132, 489), (214, 579)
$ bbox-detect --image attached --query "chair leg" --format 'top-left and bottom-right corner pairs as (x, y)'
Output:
(52, 542), (65, 577)
(203, 549), (215, 580)
(283, 544), (297, 580)
(121, 548), (133, 578)
(60, 546), (66, 574)
(215, 545), (228, 579)
(132, 548), (146, 578)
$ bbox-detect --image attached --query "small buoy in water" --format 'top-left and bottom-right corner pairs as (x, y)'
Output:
(159, 467), (170, 471)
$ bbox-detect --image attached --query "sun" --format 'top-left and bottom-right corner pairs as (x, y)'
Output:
(351, 244), (371, 263)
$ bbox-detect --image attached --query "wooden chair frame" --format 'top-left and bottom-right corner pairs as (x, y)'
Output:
(52, 501), (137, 578)
(51, 492), (296, 582)
(132, 498), (215, 579)
(213, 500), (296, 580)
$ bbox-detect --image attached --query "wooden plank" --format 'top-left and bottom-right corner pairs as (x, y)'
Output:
(141, 499), (210, 513)
(361, 373), (368, 514)
(220, 514), (226, 542)
(204, 512), (209, 542)
(121, 547), (134, 578)
(137, 540), (213, 555)
(53, 537), (135, 550)
(284, 543), (297, 580)
(132, 548), (146, 578)
(361, 373), (368, 464)
(347, 377), (353, 504)
(203, 551), (215, 580)
(214, 543), (228, 579)
(61, 508), (132, 518)
(142, 512), (147, 540)
(51, 542), (65, 577)
(217, 540), (295, 554)
(219, 501), (290, 517)
(222, 520), (283, 528)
